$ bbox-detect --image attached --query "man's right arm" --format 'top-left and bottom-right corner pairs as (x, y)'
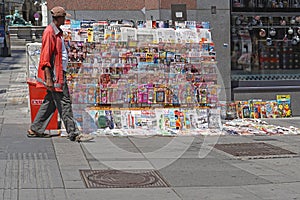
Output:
(44, 66), (54, 90)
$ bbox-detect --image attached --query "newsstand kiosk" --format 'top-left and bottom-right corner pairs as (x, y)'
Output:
(26, 43), (58, 130)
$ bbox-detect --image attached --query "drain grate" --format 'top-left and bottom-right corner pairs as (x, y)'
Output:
(214, 142), (297, 158)
(80, 169), (170, 188)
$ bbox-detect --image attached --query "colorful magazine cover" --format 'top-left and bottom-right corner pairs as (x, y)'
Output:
(190, 108), (208, 129)
(277, 95), (292, 117)
(92, 21), (108, 42)
(265, 100), (279, 118)
(208, 108), (222, 129)
(248, 99), (262, 118)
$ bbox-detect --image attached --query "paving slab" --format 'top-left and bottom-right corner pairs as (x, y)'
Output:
(0, 127), (55, 158)
(19, 189), (68, 200)
(241, 182), (300, 200)
(59, 165), (89, 182)
(135, 137), (194, 159)
(82, 139), (144, 160)
(174, 186), (262, 200)
(250, 158), (300, 182)
(0, 153), (63, 190)
(1, 189), (18, 200)
(96, 160), (154, 170)
(63, 180), (86, 189)
(159, 158), (271, 187)
(88, 160), (112, 170)
(66, 188), (181, 200)
(53, 142), (84, 155)
(56, 154), (89, 167)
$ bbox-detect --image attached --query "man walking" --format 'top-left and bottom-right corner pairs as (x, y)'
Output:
(27, 6), (93, 142)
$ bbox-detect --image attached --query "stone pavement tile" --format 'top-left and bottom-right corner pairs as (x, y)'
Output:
(53, 142), (85, 155)
(148, 158), (183, 170)
(129, 135), (180, 148)
(64, 180), (86, 189)
(66, 188), (181, 200)
(0, 189), (18, 200)
(250, 157), (300, 183)
(59, 165), (89, 182)
(87, 151), (144, 160)
(51, 137), (70, 143)
(275, 135), (300, 142)
(174, 186), (261, 200)
(54, 140), (89, 168)
(241, 182), (300, 200)
(0, 161), (6, 188)
(129, 135), (195, 149)
(0, 153), (63, 190)
(4, 116), (30, 124)
(159, 158), (270, 187)
(88, 143), (141, 155)
(179, 137), (229, 159)
(19, 189), (68, 200)
(88, 160), (112, 170)
(104, 136), (142, 148)
(56, 154), (89, 167)
(19, 159), (63, 189)
(82, 140), (144, 160)
(130, 136), (194, 159)
(4, 139), (55, 157)
(0, 126), (55, 157)
(231, 161), (286, 176)
(257, 174), (300, 184)
(214, 135), (255, 144)
(141, 148), (191, 159)
(83, 137), (140, 152)
(140, 145), (194, 159)
(2, 107), (30, 124)
(94, 160), (154, 170)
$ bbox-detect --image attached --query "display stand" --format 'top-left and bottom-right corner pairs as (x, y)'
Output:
(62, 21), (223, 135)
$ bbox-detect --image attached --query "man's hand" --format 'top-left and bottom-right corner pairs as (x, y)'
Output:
(45, 78), (54, 91)
(44, 66), (54, 91)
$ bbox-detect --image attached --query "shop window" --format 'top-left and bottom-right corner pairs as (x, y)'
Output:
(232, 0), (300, 11)
(231, 14), (300, 78)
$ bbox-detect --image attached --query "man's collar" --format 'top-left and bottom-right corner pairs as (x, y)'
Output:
(50, 22), (62, 35)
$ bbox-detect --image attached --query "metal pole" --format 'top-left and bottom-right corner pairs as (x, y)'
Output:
(41, 0), (47, 26)
(2, 0), (4, 24)
(158, 0), (161, 20)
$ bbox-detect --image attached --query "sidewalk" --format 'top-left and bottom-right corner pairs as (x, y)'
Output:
(1, 49), (300, 200)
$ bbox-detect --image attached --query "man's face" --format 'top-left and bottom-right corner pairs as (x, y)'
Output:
(57, 16), (65, 26)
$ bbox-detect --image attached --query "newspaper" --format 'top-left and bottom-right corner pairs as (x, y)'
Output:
(121, 27), (137, 41)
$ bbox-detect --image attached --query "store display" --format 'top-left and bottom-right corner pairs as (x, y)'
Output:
(61, 20), (222, 135)
(26, 43), (42, 79)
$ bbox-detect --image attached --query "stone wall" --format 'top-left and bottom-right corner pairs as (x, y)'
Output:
(9, 26), (45, 43)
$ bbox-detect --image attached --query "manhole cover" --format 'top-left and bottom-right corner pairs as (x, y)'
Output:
(214, 142), (297, 158)
(80, 170), (170, 188)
